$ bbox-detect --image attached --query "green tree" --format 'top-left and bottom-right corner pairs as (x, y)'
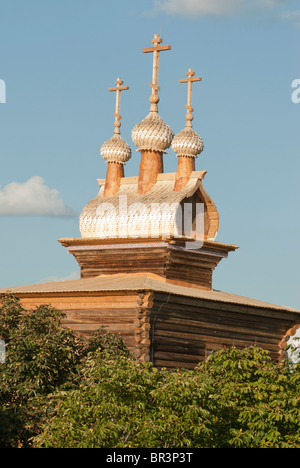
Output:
(1, 294), (299, 448)
(0, 294), (82, 447)
(33, 347), (300, 448)
(0, 294), (132, 448)
(197, 347), (300, 447)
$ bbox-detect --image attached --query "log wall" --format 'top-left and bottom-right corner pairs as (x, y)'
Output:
(9, 289), (299, 369)
(18, 292), (146, 357)
(65, 240), (234, 290)
(149, 292), (299, 368)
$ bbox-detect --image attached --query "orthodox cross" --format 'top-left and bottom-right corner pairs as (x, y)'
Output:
(109, 77), (129, 134)
(179, 68), (202, 128)
(143, 34), (171, 112)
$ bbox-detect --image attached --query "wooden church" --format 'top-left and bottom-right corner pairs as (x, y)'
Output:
(1, 34), (299, 368)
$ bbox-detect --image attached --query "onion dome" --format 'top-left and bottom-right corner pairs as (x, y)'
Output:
(132, 112), (174, 153)
(172, 68), (204, 158)
(101, 134), (131, 164)
(101, 77), (131, 165)
(132, 34), (174, 153)
(172, 127), (204, 158)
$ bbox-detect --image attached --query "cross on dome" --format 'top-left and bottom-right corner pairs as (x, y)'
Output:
(179, 68), (202, 128)
(171, 68), (204, 160)
(142, 33), (171, 112)
(100, 77), (131, 167)
(109, 77), (129, 134)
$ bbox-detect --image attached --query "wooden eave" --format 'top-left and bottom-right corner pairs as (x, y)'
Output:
(1, 274), (299, 316)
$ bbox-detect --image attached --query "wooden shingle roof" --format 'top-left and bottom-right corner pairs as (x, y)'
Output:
(1, 274), (299, 314)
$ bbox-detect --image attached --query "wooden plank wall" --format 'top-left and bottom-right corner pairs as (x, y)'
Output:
(12, 291), (299, 369)
(167, 247), (217, 289)
(69, 244), (225, 290)
(18, 293), (142, 355)
(73, 247), (167, 280)
(150, 292), (298, 368)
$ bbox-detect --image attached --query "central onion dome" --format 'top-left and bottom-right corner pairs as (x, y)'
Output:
(132, 34), (174, 155)
(171, 127), (204, 158)
(132, 112), (174, 153)
(100, 134), (131, 164)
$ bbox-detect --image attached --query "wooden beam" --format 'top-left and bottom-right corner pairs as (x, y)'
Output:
(142, 45), (171, 53)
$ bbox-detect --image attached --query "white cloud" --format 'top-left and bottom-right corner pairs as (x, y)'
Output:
(0, 176), (76, 217)
(281, 10), (300, 27)
(148, 0), (298, 20)
(39, 270), (80, 283)
(152, 0), (242, 16)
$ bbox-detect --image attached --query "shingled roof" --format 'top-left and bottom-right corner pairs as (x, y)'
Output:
(1, 274), (299, 314)
(79, 171), (219, 241)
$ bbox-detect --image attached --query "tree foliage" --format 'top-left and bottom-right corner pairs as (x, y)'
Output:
(0, 294), (299, 448)
(34, 347), (300, 449)
(0, 294), (81, 447)
(0, 294), (129, 447)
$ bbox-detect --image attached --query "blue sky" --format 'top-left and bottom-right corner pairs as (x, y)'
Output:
(0, 0), (299, 310)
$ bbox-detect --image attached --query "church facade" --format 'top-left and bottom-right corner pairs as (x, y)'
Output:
(1, 34), (299, 368)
